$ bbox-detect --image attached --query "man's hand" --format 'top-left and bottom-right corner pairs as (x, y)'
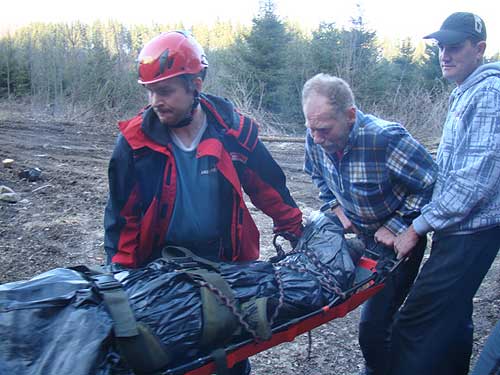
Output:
(374, 226), (396, 248)
(332, 205), (360, 234)
(394, 224), (421, 260)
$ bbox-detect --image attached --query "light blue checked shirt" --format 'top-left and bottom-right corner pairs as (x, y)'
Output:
(304, 110), (437, 236)
(414, 62), (500, 237)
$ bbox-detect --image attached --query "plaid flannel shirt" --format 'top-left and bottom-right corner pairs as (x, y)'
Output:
(304, 110), (437, 236)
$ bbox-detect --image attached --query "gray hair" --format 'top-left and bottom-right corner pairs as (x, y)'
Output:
(302, 73), (355, 114)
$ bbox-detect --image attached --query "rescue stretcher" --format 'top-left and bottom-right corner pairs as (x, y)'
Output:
(0, 213), (401, 375)
(163, 241), (401, 375)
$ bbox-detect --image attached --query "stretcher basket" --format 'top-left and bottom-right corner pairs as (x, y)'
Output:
(162, 245), (401, 375)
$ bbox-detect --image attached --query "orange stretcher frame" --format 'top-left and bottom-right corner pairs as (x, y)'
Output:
(164, 257), (384, 375)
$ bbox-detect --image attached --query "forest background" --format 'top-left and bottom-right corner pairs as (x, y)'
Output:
(1, 1), (499, 140)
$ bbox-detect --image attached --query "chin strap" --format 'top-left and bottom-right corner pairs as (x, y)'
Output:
(170, 90), (200, 129)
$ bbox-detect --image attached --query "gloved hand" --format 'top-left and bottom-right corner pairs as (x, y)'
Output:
(269, 231), (300, 263)
(281, 231), (300, 249)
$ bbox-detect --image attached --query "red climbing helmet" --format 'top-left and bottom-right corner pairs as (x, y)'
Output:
(137, 31), (208, 85)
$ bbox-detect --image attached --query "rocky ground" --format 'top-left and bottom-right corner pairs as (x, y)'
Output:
(0, 103), (498, 374)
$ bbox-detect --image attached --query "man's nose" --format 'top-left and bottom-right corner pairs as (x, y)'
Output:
(150, 92), (162, 105)
(440, 48), (451, 61)
(312, 132), (324, 144)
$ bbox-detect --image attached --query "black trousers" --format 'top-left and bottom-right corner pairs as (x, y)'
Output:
(229, 359), (251, 375)
(390, 226), (500, 375)
(359, 238), (426, 375)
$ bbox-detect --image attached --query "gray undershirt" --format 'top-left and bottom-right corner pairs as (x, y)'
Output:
(166, 120), (223, 257)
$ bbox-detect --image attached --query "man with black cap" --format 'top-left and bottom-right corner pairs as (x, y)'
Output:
(390, 12), (500, 375)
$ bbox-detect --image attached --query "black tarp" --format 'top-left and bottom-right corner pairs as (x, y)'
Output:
(0, 212), (364, 375)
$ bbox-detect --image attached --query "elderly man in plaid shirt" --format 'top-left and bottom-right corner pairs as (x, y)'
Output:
(302, 73), (437, 375)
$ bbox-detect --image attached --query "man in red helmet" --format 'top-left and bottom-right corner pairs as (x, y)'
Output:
(104, 31), (303, 373)
(104, 31), (302, 267)
(104, 30), (302, 261)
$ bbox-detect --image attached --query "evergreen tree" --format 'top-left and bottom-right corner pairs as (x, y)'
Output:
(309, 22), (343, 75)
(0, 35), (14, 98)
(390, 38), (420, 99)
(418, 43), (447, 94)
(241, 0), (291, 114)
(337, 19), (383, 107)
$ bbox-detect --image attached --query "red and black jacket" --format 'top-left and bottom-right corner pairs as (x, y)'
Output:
(104, 93), (302, 268)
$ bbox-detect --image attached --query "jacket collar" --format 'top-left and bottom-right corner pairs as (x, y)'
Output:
(141, 107), (172, 146)
(452, 61), (500, 97)
(343, 108), (364, 155)
(140, 93), (237, 146)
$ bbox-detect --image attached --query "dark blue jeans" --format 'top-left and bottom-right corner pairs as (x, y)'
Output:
(359, 238), (426, 375)
(471, 320), (500, 375)
(390, 226), (500, 375)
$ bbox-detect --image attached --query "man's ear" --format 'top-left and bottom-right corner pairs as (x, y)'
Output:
(193, 77), (203, 93)
(346, 106), (356, 124)
(477, 41), (487, 60)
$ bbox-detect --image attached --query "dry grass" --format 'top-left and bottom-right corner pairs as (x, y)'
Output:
(367, 86), (451, 148)
(1, 84), (451, 150)
(238, 85), (451, 152)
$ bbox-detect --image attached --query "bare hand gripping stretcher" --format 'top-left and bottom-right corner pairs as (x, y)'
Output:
(0, 212), (399, 375)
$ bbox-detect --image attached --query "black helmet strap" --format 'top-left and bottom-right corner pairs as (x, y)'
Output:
(169, 90), (200, 129)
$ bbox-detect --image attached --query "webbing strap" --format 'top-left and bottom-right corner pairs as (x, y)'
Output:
(185, 269), (238, 348)
(162, 246), (242, 346)
(164, 246), (273, 345)
(72, 266), (173, 373)
(211, 348), (230, 375)
(92, 274), (139, 338)
(162, 245), (221, 271)
(190, 269), (235, 303)
(91, 272), (173, 373)
(240, 297), (272, 341)
(117, 323), (172, 374)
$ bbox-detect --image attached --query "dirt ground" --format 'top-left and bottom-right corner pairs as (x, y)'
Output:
(0, 103), (498, 374)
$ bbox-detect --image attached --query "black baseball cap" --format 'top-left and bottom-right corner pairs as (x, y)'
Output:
(424, 12), (487, 44)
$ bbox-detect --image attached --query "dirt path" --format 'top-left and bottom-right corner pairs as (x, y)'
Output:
(0, 106), (498, 374)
